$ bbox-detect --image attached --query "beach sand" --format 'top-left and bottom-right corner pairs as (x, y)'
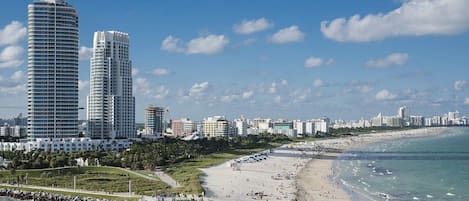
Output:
(202, 127), (447, 201)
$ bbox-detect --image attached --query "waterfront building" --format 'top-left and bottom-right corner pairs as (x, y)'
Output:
(385, 116), (403, 127)
(171, 118), (196, 137)
(432, 116), (442, 126)
(27, 0), (79, 138)
(203, 116), (230, 138)
(314, 117), (330, 134)
(251, 118), (272, 130)
(294, 120), (305, 136)
(272, 120), (296, 137)
(0, 124), (27, 138)
(305, 121), (315, 136)
(234, 118), (248, 136)
(0, 138), (131, 153)
(410, 116), (424, 127)
(87, 31), (135, 139)
(371, 113), (384, 127)
(143, 105), (164, 136)
(398, 106), (410, 126)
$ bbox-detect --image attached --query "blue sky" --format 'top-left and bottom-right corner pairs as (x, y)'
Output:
(0, 0), (468, 122)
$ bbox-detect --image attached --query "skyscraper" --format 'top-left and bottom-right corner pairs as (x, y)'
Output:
(27, 0), (79, 138)
(398, 106), (410, 126)
(87, 31), (135, 139)
(144, 105), (165, 136)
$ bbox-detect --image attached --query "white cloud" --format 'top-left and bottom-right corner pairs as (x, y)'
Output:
(269, 25), (305, 44)
(220, 95), (239, 103)
(304, 57), (334, 68)
(134, 78), (152, 96)
(366, 53), (409, 68)
(280, 79), (288, 86)
(233, 18), (274, 34)
(186, 35), (229, 55)
(189, 82), (209, 96)
(313, 79), (324, 87)
(132, 68), (139, 76)
(79, 46), (93, 60)
(78, 80), (89, 91)
(10, 70), (23, 81)
(149, 68), (170, 76)
(465, 98), (469, 105)
(268, 82), (277, 94)
(454, 80), (467, 91)
(375, 89), (398, 101)
(0, 75), (25, 95)
(161, 35), (185, 53)
(161, 34), (229, 55)
(0, 84), (25, 95)
(0, 45), (24, 68)
(242, 90), (254, 99)
(0, 21), (27, 46)
(290, 89), (311, 103)
(357, 85), (373, 94)
(133, 77), (170, 100)
(154, 86), (170, 99)
(320, 0), (469, 42)
(304, 57), (324, 68)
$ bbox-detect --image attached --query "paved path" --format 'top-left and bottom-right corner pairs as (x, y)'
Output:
(105, 166), (180, 188)
(101, 166), (181, 189)
(152, 169), (181, 188)
(0, 183), (136, 198)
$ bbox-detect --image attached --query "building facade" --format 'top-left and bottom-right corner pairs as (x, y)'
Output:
(87, 31), (135, 139)
(171, 118), (195, 137)
(27, 0), (79, 138)
(203, 116), (230, 138)
(234, 118), (248, 136)
(144, 105), (164, 136)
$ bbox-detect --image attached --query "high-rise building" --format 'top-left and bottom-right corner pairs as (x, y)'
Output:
(234, 118), (248, 136)
(294, 120), (305, 136)
(398, 106), (410, 126)
(203, 116), (230, 138)
(171, 118), (195, 137)
(27, 0), (79, 138)
(314, 117), (330, 134)
(87, 31), (135, 139)
(143, 106), (164, 136)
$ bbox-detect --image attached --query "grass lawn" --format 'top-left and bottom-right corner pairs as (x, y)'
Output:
(0, 166), (169, 196)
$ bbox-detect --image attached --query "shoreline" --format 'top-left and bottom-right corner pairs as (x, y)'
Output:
(295, 127), (449, 201)
(201, 127), (448, 201)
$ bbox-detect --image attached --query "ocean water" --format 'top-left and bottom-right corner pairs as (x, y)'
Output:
(334, 127), (469, 201)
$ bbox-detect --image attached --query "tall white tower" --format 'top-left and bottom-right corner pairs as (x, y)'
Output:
(87, 31), (135, 139)
(27, 0), (79, 138)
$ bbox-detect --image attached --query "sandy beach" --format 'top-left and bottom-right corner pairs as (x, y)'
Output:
(201, 127), (447, 201)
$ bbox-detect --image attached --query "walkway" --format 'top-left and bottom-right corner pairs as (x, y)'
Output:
(106, 166), (181, 188)
(0, 183), (136, 198)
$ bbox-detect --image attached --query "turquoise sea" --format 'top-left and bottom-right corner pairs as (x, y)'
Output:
(334, 127), (469, 201)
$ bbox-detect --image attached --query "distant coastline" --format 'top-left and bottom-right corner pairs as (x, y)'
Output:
(295, 127), (448, 201)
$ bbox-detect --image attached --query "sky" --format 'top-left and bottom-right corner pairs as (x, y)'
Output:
(0, 0), (468, 122)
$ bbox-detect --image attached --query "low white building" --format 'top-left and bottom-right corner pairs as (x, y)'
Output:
(0, 138), (131, 153)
